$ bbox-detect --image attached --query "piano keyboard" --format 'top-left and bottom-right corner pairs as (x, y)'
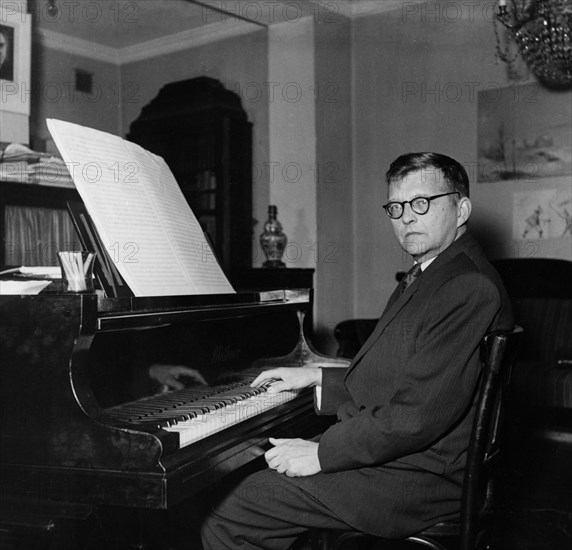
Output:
(107, 378), (300, 448)
(163, 388), (299, 447)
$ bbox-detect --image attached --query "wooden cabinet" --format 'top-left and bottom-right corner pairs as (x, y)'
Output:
(127, 77), (253, 276)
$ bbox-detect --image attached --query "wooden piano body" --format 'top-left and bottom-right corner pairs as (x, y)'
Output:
(0, 290), (348, 522)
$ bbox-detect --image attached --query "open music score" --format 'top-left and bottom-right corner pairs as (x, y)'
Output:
(46, 118), (234, 297)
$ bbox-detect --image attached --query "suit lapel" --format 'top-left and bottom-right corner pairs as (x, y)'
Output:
(347, 233), (474, 375)
(348, 280), (419, 371)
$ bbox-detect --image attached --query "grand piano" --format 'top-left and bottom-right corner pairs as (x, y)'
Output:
(0, 289), (348, 544)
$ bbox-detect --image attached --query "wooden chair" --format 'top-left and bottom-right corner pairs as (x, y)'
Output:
(309, 327), (523, 550)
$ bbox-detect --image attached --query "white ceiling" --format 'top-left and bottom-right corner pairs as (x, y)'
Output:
(33, 0), (422, 49)
(33, 0), (210, 48)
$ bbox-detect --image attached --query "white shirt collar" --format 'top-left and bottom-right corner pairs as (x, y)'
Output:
(418, 256), (437, 272)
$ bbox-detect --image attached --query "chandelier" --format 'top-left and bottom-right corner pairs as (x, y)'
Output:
(495, 0), (572, 89)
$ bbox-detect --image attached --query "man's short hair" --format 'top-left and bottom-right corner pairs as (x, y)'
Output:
(385, 152), (470, 198)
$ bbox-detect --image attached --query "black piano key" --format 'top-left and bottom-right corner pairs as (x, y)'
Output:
(106, 373), (273, 430)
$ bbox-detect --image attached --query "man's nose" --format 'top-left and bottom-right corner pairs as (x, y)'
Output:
(401, 202), (417, 223)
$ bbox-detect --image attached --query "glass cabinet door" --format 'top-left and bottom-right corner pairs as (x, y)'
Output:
(127, 77), (253, 276)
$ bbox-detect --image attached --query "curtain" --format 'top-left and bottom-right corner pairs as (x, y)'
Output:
(4, 205), (81, 266)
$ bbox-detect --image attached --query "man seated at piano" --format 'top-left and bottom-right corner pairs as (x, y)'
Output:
(200, 153), (514, 549)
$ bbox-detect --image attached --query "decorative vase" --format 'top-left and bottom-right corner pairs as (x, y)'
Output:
(260, 205), (287, 268)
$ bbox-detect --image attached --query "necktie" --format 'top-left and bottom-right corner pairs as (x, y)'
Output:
(401, 263), (422, 294)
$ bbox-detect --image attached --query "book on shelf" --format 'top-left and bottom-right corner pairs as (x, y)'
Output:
(0, 143), (48, 163)
(0, 162), (34, 183)
(0, 144), (72, 185)
(46, 118), (235, 297)
(28, 158), (74, 187)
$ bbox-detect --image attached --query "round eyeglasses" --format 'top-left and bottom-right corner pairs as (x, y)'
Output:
(382, 192), (460, 220)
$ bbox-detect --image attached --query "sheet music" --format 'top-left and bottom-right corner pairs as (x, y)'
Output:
(46, 119), (235, 296)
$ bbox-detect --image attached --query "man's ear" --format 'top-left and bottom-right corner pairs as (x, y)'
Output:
(457, 197), (472, 227)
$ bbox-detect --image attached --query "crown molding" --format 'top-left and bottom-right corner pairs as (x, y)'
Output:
(322, 0), (426, 19)
(119, 18), (260, 64)
(36, 19), (261, 65)
(36, 29), (121, 64)
(35, 1), (426, 64)
(194, 1), (425, 22)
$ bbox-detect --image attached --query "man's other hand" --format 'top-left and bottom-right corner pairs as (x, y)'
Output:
(149, 365), (208, 391)
(265, 438), (321, 477)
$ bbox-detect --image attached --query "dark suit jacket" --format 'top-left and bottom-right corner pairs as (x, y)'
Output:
(290, 232), (514, 538)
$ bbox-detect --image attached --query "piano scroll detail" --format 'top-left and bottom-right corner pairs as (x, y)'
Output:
(0, 290), (348, 510)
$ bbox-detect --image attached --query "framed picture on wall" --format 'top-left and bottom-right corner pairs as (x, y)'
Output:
(0, 2), (31, 116)
(477, 82), (572, 183)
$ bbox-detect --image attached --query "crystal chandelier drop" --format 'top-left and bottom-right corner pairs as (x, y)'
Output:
(495, 0), (572, 89)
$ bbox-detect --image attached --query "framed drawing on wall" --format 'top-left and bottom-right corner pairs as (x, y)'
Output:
(477, 82), (572, 184)
(0, 1), (31, 116)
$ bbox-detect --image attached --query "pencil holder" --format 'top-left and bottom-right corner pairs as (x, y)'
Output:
(57, 251), (96, 293)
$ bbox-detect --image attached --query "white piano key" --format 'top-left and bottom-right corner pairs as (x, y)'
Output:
(163, 389), (299, 447)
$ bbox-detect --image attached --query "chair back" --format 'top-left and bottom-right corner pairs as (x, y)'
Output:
(461, 326), (523, 549)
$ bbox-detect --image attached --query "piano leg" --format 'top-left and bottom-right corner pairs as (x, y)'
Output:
(130, 510), (149, 550)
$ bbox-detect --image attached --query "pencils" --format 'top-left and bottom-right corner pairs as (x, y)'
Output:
(57, 252), (95, 292)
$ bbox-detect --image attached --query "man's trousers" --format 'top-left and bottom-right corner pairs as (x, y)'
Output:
(200, 467), (353, 550)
